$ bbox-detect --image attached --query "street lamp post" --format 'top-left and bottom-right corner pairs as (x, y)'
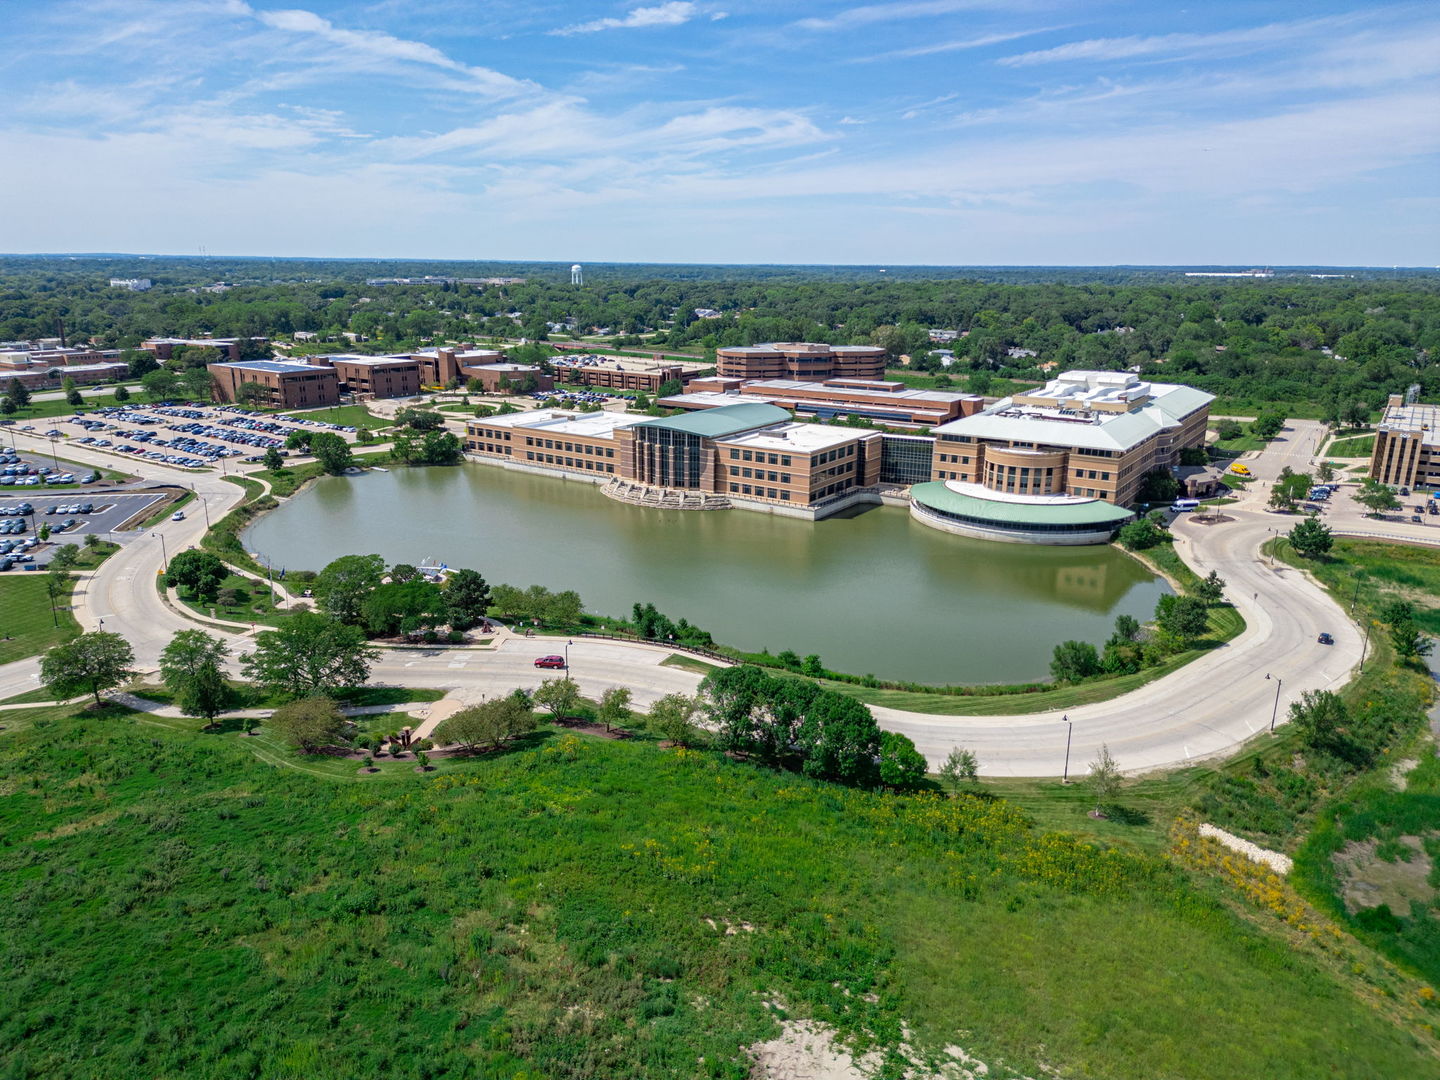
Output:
(565, 638), (572, 669)
(155, 531), (168, 573)
(1265, 673), (1282, 733)
(1360, 621), (1371, 672)
(1061, 714), (1073, 783)
(48, 435), (60, 470)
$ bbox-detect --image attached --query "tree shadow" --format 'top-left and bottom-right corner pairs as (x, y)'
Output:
(1100, 803), (1152, 827)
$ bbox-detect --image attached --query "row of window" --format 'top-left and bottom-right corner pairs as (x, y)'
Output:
(524, 451), (616, 473)
(523, 436), (615, 459)
(728, 448), (793, 466)
(729, 483), (792, 501)
(815, 444), (855, 465)
(476, 429), (513, 441)
(734, 468), (790, 482)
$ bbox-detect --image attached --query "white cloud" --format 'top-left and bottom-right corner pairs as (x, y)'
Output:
(997, 14), (1365, 67)
(552, 2), (699, 36)
(794, 0), (1009, 33)
(864, 26), (1063, 61)
(240, 3), (535, 97)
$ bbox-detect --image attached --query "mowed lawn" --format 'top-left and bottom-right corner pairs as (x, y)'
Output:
(283, 404), (392, 430)
(0, 574), (79, 664)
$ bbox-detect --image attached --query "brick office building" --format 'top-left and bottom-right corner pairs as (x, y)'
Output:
(715, 342), (887, 382)
(318, 355), (422, 399)
(208, 360), (340, 408)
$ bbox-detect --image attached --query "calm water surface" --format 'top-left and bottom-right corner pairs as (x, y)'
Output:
(243, 465), (1169, 685)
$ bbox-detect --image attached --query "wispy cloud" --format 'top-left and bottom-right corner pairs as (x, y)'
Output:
(241, 3), (535, 97)
(859, 26), (1062, 62)
(552, 2), (700, 36)
(997, 14), (1365, 67)
(794, 0), (1010, 33)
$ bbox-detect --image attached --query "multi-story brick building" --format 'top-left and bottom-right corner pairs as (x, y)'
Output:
(317, 355), (422, 399)
(715, 342), (887, 382)
(207, 360), (340, 409)
(666, 376), (983, 427)
(465, 401), (881, 518)
(409, 347), (552, 392)
(552, 356), (686, 393)
(142, 337), (245, 362)
(909, 370), (1213, 544)
(1369, 394), (1440, 490)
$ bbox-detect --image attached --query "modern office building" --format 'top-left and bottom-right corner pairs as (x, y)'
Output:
(668, 376), (982, 427)
(552, 355), (687, 393)
(910, 370), (1213, 544)
(466, 401), (882, 518)
(208, 360), (340, 408)
(142, 337), (245, 362)
(1370, 395), (1440, 489)
(410, 347), (552, 391)
(316, 355), (422, 399)
(715, 342), (887, 382)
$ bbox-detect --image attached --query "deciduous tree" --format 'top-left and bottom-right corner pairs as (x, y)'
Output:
(1288, 517), (1333, 559)
(878, 731), (927, 790)
(268, 696), (346, 752)
(597, 686), (632, 732)
(444, 568), (491, 631)
(40, 631), (135, 705)
(312, 553), (385, 624)
(165, 549), (227, 604)
(240, 611), (377, 698)
(534, 676), (581, 721)
(647, 692), (701, 747)
(158, 629), (231, 725)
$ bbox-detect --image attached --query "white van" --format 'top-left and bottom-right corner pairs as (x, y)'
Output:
(1170, 499), (1201, 513)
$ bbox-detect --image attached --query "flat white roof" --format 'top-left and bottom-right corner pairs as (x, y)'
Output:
(934, 371), (1212, 453)
(943, 479), (1095, 506)
(659, 391), (773, 408)
(325, 354), (416, 365)
(473, 408), (647, 439)
(1379, 402), (1440, 447)
(721, 421), (870, 453)
(748, 378), (973, 405)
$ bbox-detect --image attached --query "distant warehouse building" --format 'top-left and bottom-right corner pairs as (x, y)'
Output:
(208, 360), (340, 409)
(1369, 394), (1440, 490)
(716, 342), (887, 382)
(910, 370), (1213, 544)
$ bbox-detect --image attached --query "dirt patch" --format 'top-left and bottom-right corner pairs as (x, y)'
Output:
(747, 1018), (1030, 1080)
(1332, 835), (1438, 915)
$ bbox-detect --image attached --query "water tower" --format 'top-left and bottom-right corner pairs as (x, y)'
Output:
(570, 264), (583, 285)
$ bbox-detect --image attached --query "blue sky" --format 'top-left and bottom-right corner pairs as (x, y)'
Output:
(4, 0), (1437, 264)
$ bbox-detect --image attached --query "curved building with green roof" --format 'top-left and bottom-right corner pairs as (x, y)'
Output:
(910, 480), (1134, 545)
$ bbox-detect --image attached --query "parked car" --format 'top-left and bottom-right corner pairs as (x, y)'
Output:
(533, 655), (567, 669)
(1317, 632), (1334, 645)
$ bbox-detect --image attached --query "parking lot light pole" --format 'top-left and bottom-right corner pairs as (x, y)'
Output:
(1265, 673), (1282, 733)
(155, 531), (168, 573)
(47, 435), (59, 470)
(1061, 714), (1073, 783)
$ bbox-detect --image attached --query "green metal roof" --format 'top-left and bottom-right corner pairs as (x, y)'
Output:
(910, 482), (1135, 526)
(634, 402), (791, 438)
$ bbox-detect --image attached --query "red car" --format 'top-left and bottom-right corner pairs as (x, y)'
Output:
(534, 655), (567, 669)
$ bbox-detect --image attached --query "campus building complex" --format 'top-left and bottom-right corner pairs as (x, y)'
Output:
(466, 401), (881, 518)
(1369, 395), (1440, 490)
(142, 337), (244, 362)
(409, 347), (552, 392)
(910, 371), (1214, 544)
(319, 355), (422, 400)
(665, 376), (983, 428)
(207, 360), (340, 409)
(715, 342), (887, 382)
(552, 355), (688, 393)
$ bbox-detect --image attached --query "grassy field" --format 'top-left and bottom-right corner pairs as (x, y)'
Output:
(0, 391), (138, 422)
(138, 488), (192, 528)
(0, 573), (79, 664)
(1212, 431), (1271, 453)
(0, 700), (1433, 1080)
(1209, 396), (1329, 420)
(882, 369), (1039, 397)
(1325, 434), (1377, 458)
(127, 679), (446, 713)
(283, 404), (393, 430)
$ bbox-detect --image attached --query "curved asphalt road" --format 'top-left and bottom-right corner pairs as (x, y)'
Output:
(0, 419), (1391, 776)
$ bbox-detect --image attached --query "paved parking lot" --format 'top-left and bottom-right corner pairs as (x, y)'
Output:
(0, 490), (166, 547)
